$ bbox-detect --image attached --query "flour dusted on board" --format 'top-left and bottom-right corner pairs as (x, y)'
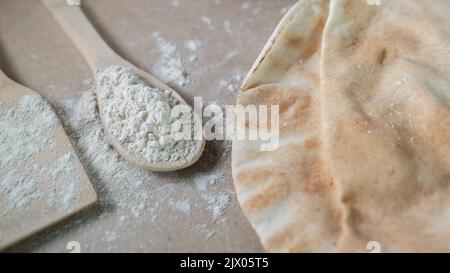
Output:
(0, 93), (81, 216)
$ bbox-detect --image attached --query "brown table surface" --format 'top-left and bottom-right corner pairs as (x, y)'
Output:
(0, 0), (296, 252)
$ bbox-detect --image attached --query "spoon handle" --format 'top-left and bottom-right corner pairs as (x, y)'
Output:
(42, 0), (117, 71)
(0, 68), (14, 88)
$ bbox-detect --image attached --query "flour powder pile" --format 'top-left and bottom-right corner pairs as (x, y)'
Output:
(96, 66), (197, 163)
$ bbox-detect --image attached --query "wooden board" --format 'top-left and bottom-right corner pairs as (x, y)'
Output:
(0, 77), (98, 250)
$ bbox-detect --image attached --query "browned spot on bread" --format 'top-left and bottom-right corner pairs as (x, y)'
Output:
(238, 84), (313, 130)
(304, 138), (319, 149)
(264, 227), (297, 252)
(234, 166), (286, 188)
(242, 181), (289, 217)
(283, 35), (303, 50)
(302, 155), (335, 196)
(341, 191), (356, 205)
(378, 48), (387, 64)
(351, 36), (361, 48)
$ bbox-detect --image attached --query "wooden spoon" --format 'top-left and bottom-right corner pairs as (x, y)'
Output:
(0, 68), (98, 250)
(42, 0), (205, 172)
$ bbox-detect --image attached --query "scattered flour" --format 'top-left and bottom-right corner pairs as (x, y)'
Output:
(216, 72), (244, 94)
(224, 20), (233, 35)
(43, 153), (81, 212)
(193, 172), (231, 222)
(184, 39), (201, 63)
(97, 66), (198, 163)
(171, 200), (192, 214)
(395, 76), (407, 87)
(200, 16), (214, 30)
(185, 40), (201, 51)
(82, 78), (93, 86)
(188, 55), (199, 63)
(152, 32), (190, 87)
(241, 2), (250, 10)
(131, 201), (146, 218)
(220, 78), (237, 93)
(207, 193), (231, 222)
(104, 231), (118, 243)
(196, 224), (216, 238)
(194, 172), (221, 191)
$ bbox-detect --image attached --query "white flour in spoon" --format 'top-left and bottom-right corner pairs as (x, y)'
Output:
(96, 66), (197, 163)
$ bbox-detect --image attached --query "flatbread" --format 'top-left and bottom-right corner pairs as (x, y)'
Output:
(233, 0), (341, 252)
(232, 0), (450, 252)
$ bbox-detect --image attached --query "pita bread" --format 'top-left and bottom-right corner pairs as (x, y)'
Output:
(233, 0), (342, 252)
(232, 0), (450, 252)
